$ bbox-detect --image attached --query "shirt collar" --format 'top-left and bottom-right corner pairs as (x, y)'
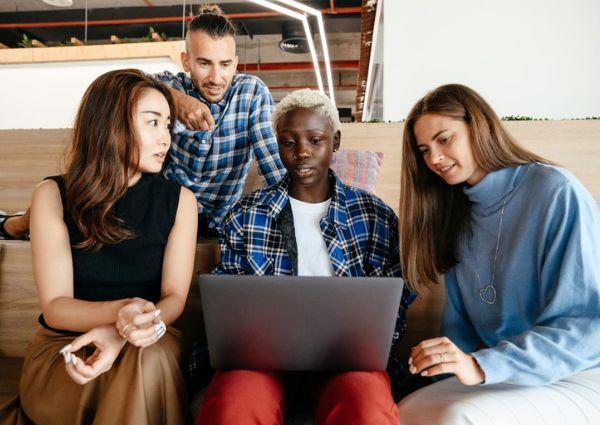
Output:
(327, 171), (348, 228)
(256, 170), (348, 228)
(463, 165), (525, 213)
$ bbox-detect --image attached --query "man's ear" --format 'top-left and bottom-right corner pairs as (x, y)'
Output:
(181, 51), (191, 73)
(233, 55), (239, 72)
(333, 130), (341, 152)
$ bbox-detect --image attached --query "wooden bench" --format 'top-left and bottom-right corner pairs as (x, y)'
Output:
(2, 121), (600, 403)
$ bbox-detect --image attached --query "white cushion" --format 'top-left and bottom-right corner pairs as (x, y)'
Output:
(397, 368), (600, 425)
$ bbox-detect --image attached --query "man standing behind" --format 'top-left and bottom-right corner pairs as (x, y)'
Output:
(1, 5), (285, 240)
(156, 4), (285, 236)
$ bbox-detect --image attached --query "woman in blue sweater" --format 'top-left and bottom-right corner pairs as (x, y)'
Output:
(397, 84), (600, 423)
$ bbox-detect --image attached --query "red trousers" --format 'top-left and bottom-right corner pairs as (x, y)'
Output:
(195, 369), (399, 425)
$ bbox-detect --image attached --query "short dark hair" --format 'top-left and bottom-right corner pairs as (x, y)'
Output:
(187, 4), (237, 39)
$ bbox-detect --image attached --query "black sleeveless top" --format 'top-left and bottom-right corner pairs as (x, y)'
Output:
(40, 174), (181, 333)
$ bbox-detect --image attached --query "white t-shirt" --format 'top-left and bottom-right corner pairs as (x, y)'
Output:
(288, 196), (334, 276)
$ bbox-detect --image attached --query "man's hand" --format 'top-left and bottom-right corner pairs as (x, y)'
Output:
(408, 336), (485, 385)
(169, 88), (215, 131)
(61, 325), (126, 385)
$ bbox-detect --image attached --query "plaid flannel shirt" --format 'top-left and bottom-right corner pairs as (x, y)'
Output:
(154, 71), (286, 227)
(215, 171), (416, 345)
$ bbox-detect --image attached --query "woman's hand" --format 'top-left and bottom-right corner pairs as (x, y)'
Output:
(116, 297), (166, 347)
(60, 325), (126, 385)
(408, 336), (485, 385)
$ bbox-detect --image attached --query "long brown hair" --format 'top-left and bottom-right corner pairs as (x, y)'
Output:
(64, 68), (175, 251)
(399, 84), (550, 288)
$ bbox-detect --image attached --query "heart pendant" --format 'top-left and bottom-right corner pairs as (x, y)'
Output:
(479, 285), (496, 304)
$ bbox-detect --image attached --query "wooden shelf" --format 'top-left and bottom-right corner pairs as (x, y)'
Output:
(0, 40), (184, 66)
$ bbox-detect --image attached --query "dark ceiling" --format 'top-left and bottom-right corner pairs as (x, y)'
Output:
(0, 1), (362, 48)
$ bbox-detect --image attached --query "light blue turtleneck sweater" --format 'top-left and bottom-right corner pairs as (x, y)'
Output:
(442, 163), (600, 385)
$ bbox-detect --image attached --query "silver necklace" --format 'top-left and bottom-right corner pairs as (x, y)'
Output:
(477, 198), (507, 305)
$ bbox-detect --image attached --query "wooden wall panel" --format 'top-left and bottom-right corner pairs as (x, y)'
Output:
(0, 241), (40, 357)
(0, 129), (70, 213)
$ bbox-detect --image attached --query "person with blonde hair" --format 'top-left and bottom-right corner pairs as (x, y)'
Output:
(397, 83), (600, 424)
(196, 89), (414, 425)
(0, 69), (197, 425)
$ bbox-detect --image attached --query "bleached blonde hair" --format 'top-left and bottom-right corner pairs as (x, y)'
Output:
(271, 89), (340, 134)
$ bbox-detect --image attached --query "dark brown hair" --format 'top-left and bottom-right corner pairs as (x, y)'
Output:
(64, 68), (175, 251)
(399, 84), (551, 288)
(187, 4), (237, 40)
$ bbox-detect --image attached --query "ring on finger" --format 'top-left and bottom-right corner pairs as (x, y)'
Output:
(121, 323), (134, 336)
(440, 353), (446, 363)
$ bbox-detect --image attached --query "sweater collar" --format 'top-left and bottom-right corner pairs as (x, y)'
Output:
(463, 165), (525, 214)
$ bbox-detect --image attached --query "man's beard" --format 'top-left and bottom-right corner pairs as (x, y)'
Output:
(196, 81), (227, 103)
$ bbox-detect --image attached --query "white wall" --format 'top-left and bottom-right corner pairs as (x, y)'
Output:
(383, 0), (600, 121)
(0, 58), (180, 129)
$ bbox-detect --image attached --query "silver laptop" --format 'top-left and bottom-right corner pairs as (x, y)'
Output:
(198, 274), (404, 372)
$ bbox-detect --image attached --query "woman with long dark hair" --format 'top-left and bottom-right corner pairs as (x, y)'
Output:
(397, 84), (600, 423)
(1, 69), (197, 425)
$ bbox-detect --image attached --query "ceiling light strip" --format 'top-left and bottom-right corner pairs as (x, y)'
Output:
(41, 0), (73, 6)
(275, 0), (335, 105)
(249, 0), (325, 97)
(362, 0), (382, 122)
(299, 17), (325, 94)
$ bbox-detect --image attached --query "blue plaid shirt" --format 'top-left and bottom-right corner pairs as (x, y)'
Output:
(154, 71), (286, 227)
(215, 171), (415, 345)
